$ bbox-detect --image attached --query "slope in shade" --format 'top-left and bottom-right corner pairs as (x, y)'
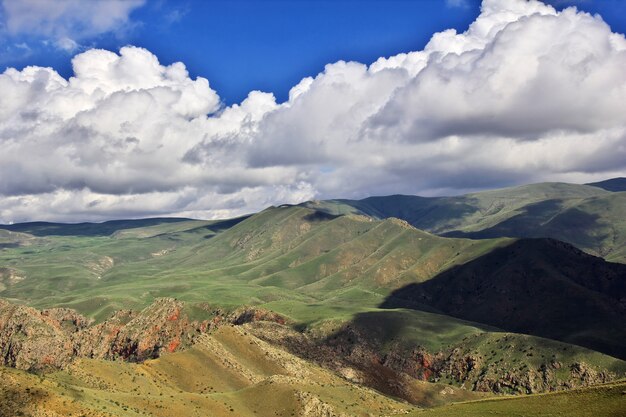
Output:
(381, 238), (626, 360)
(586, 177), (626, 192)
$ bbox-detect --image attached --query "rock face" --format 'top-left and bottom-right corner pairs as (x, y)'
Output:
(296, 391), (349, 417)
(0, 298), (289, 372)
(73, 298), (201, 362)
(0, 300), (80, 370)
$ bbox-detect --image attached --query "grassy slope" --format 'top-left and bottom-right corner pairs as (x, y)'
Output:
(309, 182), (626, 263)
(0, 207), (624, 390)
(401, 380), (626, 417)
(0, 325), (416, 417)
(382, 238), (626, 359)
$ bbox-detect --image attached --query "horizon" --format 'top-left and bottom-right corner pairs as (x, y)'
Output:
(1, 175), (622, 225)
(1, 0), (626, 223)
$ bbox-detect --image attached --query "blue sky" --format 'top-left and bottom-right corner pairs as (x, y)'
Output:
(1, 0), (626, 222)
(2, 0), (625, 104)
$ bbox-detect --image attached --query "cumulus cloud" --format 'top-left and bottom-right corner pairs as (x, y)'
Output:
(1, 0), (145, 51)
(1, 0), (626, 222)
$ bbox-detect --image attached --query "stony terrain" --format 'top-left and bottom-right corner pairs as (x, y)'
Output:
(0, 297), (286, 372)
(1, 296), (622, 407)
(0, 325), (415, 417)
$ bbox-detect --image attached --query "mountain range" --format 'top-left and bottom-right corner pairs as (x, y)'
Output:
(1, 179), (625, 416)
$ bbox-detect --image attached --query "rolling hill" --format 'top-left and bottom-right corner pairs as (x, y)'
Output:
(586, 177), (626, 192)
(306, 181), (626, 263)
(382, 238), (626, 359)
(1, 180), (626, 415)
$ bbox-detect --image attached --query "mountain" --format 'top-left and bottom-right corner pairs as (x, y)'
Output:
(0, 205), (507, 320)
(0, 217), (196, 237)
(1, 182), (626, 415)
(382, 238), (626, 360)
(306, 181), (626, 263)
(586, 177), (626, 192)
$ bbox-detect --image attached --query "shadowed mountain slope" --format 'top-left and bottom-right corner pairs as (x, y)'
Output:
(382, 238), (626, 360)
(586, 177), (626, 192)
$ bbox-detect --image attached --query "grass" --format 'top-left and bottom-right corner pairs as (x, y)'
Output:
(402, 380), (626, 417)
(0, 326), (417, 417)
(1, 192), (626, 414)
(311, 182), (626, 263)
(1, 205), (624, 377)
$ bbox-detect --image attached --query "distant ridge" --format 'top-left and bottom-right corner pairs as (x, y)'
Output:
(0, 217), (194, 237)
(586, 177), (626, 192)
(305, 181), (626, 262)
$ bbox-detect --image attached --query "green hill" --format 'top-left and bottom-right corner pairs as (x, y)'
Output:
(382, 238), (626, 360)
(1, 194), (626, 414)
(0, 205), (507, 320)
(586, 177), (626, 192)
(307, 182), (626, 263)
(401, 380), (626, 417)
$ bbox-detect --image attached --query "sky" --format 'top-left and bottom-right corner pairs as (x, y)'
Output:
(0, 0), (625, 222)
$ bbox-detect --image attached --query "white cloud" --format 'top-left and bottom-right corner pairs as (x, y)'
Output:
(1, 0), (145, 50)
(54, 36), (79, 52)
(0, 0), (625, 222)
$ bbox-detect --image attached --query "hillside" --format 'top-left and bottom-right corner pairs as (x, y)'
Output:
(586, 177), (626, 192)
(382, 239), (626, 360)
(402, 380), (626, 417)
(0, 325), (416, 417)
(1, 295), (623, 404)
(306, 181), (626, 263)
(4, 343), (624, 417)
(0, 204), (625, 401)
(0, 206), (507, 319)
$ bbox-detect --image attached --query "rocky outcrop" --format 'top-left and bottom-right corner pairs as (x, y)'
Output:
(0, 300), (80, 370)
(73, 298), (201, 361)
(296, 391), (349, 417)
(6, 301), (188, 369)
(244, 320), (623, 400)
(230, 306), (287, 325)
(0, 298), (289, 372)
